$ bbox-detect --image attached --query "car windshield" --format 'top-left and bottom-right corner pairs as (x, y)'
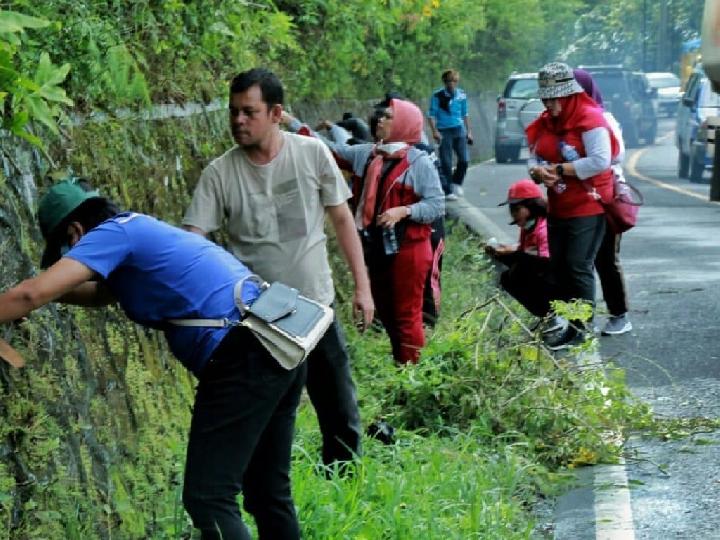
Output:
(647, 75), (680, 89)
(505, 78), (538, 99)
(589, 73), (628, 97)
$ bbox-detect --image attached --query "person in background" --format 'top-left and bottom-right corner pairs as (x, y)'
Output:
(0, 178), (306, 539)
(335, 112), (372, 144)
(427, 69), (473, 200)
(315, 112), (372, 146)
(573, 68), (633, 336)
(526, 62), (620, 350)
(183, 68), (373, 471)
(485, 179), (562, 333)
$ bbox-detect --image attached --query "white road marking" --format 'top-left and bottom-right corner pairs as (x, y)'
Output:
(575, 352), (637, 540)
(594, 459), (637, 540)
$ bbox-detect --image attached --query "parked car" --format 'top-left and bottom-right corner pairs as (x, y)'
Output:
(494, 72), (538, 163)
(676, 65), (720, 182)
(644, 72), (682, 116)
(579, 65), (658, 147)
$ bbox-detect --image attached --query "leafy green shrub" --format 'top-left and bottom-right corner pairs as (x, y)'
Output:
(331, 223), (652, 470)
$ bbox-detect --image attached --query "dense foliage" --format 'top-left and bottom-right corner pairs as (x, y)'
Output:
(5, 0), (600, 111)
(560, 0), (704, 71)
(0, 1), (707, 538)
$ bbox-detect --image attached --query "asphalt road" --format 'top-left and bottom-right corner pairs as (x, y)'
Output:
(455, 117), (720, 539)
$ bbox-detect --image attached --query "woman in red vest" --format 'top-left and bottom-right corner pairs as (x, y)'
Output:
(283, 99), (445, 363)
(525, 62), (620, 350)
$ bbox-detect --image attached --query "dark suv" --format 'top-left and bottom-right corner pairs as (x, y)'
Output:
(579, 65), (658, 147)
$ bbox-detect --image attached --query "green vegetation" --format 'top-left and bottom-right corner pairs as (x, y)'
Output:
(0, 1), (709, 538)
(5, 0), (603, 112)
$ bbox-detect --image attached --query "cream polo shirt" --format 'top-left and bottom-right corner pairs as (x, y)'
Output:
(182, 132), (351, 305)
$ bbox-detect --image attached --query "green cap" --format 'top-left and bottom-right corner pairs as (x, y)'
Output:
(38, 178), (100, 240)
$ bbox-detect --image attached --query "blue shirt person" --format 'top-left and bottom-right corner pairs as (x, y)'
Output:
(0, 178), (307, 539)
(427, 69), (474, 198)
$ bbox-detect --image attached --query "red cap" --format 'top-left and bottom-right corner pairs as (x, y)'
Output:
(498, 179), (543, 205)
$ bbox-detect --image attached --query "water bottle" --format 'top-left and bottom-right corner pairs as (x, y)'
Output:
(382, 226), (399, 255)
(559, 141), (580, 161)
(554, 141), (580, 194)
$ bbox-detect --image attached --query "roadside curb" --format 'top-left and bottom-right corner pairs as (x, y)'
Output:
(445, 198), (513, 244)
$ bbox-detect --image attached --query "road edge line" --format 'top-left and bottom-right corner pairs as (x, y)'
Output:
(626, 149), (720, 204)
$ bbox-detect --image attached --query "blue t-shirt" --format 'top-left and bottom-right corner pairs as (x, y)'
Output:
(428, 87), (468, 130)
(65, 213), (260, 375)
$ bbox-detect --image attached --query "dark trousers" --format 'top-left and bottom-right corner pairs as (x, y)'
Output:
(305, 317), (362, 465)
(438, 126), (469, 189)
(499, 253), (555, 317)
(595, 228), (629, 316)
(183, 327), (307, 540)
(548, 214), (606, 318)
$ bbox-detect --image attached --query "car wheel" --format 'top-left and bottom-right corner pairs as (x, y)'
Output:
(509, 145), (521, 162)
(689, 150), (705, 183)
(624, 123), (639, 148)
(643, 122), (657, 145)
(678, 150), (690, 178)
(494, 145), (508, 163)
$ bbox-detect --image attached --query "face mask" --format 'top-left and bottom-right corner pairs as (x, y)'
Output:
(523, 218), (537, 231)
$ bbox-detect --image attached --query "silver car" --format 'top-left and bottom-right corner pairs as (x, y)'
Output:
(494, 72), (543, 163)
(676, 66), (720, 182)
(645, 72), (682, 116)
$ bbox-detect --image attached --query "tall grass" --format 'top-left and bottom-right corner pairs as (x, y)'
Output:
(277, 221), (650, 539)
(154, 222), (649, 538)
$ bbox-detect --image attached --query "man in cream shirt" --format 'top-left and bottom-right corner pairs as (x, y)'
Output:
(183, 68), (373, 470)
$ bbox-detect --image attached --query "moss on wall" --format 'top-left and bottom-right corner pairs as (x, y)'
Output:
(0, 105), (234, 538)
(0, 96), (407, 538)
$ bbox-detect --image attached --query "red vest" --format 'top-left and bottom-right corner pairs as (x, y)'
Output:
(355, 155), (431, 244)
(533, 129), (613, 219)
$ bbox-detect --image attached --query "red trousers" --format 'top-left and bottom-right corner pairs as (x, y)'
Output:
(369, 238), (433, 364)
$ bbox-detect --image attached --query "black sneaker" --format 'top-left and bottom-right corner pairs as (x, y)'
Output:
(541, 315), (567, 335)
(544, 326), (587, 351)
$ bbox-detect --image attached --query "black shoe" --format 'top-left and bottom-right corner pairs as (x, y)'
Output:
(544, 326), (587, 351)
(366, 420), (396, 445)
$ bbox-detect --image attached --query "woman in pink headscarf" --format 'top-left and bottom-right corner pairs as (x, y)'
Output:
(334, 99), (446, 363)
(283, 98), (444, 363)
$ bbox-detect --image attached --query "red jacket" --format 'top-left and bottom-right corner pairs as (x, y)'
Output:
(526, 93), (619, 219)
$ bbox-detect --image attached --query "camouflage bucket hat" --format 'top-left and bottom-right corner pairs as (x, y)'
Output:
(537, 62), (584, 99)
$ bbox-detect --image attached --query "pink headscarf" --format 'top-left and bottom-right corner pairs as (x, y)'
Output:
(383, 98), (423, 144)
(358, 99), (423, 228)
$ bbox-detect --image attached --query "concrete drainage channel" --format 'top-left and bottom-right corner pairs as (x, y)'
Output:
(446, 198), (637, 540)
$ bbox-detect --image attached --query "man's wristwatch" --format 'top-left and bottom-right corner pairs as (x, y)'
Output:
(555, 164), (564, 176)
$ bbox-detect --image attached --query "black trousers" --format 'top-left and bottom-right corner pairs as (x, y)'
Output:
(595, 228), (629, 316)
(548, 214), (606, 318)
(499, 252), (555, 317)
(183, 327), (307, 540)
(305, 316), (362, 466)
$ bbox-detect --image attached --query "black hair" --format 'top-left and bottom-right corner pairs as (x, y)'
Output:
(229, 68), (284, 107)
(509, 198), (547, 219)
(41, 181), (121, 268)
(375, 91), (404, 109)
